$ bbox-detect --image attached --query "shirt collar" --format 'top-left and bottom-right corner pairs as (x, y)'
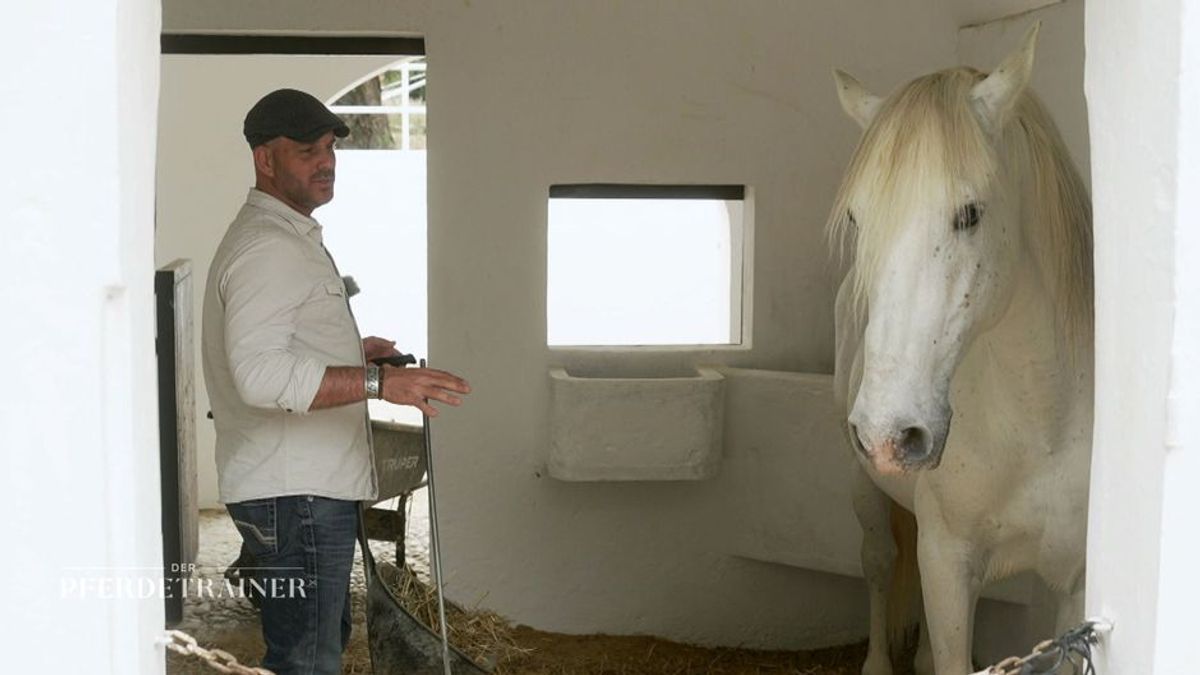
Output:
(245, 188), (323, 240)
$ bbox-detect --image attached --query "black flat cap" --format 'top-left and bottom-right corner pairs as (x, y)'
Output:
(243, 88), (350, 148)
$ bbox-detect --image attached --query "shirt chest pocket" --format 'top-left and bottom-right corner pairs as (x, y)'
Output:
(294, 278), (357, 351)
(323, 279), (347, 300)
(313, 279), (351, 320)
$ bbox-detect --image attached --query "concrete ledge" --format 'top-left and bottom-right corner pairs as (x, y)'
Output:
(548, 367), (725, 481)
(715, 368), (1035, 605)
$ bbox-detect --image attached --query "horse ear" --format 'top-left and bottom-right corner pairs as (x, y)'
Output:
(970, 22), (1041, 133)
(834, 69), (883, 129)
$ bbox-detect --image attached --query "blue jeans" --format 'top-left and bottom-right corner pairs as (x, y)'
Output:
(227, 495), (359, 675)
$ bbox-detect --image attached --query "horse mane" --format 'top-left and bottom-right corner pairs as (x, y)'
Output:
(828, 67), (1093, 345)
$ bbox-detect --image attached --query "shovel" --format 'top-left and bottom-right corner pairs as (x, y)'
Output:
(359, 357), (486, 675)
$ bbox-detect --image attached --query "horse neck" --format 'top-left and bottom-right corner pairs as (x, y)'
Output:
(998, 107), (1092, 370)
(979, 115), (1091, 376)
(985, 256), (1063, 363)
(959, 239), (1092, 451)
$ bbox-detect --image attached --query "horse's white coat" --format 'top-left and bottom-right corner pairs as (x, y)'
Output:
(830, 24), (1093, 675)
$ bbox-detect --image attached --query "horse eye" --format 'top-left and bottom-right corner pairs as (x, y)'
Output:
(954, 202), (983, 231)
(847, 210), (858, 228)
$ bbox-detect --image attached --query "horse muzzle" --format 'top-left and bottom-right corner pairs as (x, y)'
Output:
(847, 411), (951, 475)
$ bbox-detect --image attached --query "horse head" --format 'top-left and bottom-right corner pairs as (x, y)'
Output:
(830, 25), (1062, 475)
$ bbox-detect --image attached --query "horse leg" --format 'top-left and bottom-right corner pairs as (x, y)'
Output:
(916, 508), (983, 675)
(1055, 583), (1084, 633)
(914, 595), (934, 675)
(853, 465), (907, 675)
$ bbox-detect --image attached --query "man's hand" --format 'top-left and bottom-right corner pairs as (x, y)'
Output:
(381, 366), (471, 417)
(362, 336), (401, 362)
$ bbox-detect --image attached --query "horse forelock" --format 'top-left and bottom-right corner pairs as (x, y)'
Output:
(827, 66), (1093, 347)
(828, 69), (995, 302)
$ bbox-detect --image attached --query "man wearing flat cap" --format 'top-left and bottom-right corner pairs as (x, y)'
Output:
(201, 88), (471, 675)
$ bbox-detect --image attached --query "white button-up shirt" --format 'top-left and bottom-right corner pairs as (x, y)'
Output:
(202, 189), (378, 504)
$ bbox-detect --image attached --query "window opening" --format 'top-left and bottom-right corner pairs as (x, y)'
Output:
(547, 184), (746, 347)
(330, 58), (426, 150)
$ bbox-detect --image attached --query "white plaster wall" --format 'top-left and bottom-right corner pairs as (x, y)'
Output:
(1153, 2), (1200, 670)
(156, 55), (399, 507)
(1085, 0), (1199, 672)
(0, 0), (164, 673)
(164, 0), (429, 36)
(941, 0), (1063, 27)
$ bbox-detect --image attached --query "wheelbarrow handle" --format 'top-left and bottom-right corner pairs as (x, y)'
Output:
(372, 353), (417, 368)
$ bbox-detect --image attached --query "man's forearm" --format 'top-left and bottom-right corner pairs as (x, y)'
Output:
(308, 366), (368, 411)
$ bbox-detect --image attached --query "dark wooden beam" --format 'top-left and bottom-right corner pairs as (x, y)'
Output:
(161, 34), (425, 56)
(549, 184), (746, 200)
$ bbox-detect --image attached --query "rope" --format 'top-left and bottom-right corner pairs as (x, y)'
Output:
(982, 619), (1113, 675)
(159, 629), (275, 675)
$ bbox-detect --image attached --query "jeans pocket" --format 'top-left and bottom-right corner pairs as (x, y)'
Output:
(228, 498), (278, 556)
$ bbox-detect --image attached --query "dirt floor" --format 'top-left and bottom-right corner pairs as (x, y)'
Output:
(165, 509), (874, 675)
(493, 629), (869, 674)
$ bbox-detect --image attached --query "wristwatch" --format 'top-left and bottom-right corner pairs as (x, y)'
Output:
(365, 363), (382, 399)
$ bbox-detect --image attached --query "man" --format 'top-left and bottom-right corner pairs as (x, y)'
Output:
(201, 88), (470, 675)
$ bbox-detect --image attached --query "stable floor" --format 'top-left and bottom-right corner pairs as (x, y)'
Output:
(164, 506), (871, 674)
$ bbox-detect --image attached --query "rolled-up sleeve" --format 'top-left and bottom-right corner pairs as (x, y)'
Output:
(220, 233), (326, 413)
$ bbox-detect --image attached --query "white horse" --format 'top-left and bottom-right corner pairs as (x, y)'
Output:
(829, 24), (1093, 675)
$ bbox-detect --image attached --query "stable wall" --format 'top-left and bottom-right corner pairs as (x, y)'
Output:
(1084, 0), (1200, 672)
(0, 0), (164, 673)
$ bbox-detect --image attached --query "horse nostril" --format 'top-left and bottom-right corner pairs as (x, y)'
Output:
(848, 423), (868, 456)
(897, 425), (931, 460)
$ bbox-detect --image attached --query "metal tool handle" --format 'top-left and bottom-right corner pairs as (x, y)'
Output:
(420, 358), (453, 675)
(372, 353), (417, 368)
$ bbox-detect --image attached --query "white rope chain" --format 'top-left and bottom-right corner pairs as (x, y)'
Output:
(157, 618), (1113, 674)
(973, 618), (1114, 675)
(158, 629), (276, 675)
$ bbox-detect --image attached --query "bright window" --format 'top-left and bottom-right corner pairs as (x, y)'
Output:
(547, 185), (745, 347)
(328, 57), (426, 150)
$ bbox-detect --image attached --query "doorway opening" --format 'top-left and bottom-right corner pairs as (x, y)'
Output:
(321, 57), (430, 425)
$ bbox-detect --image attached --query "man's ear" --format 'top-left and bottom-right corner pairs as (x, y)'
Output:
(252, 143), (275, 178)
